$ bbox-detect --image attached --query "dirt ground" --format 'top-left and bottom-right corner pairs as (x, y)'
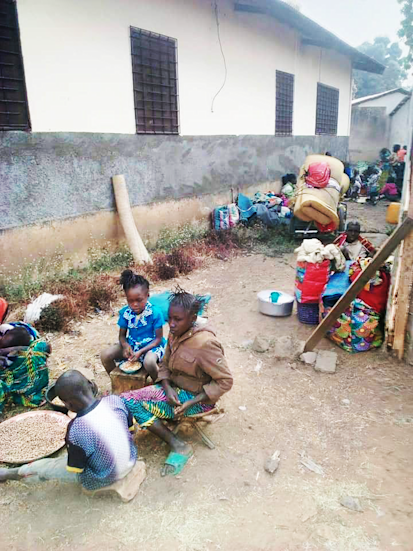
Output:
(2, 199), (412, 551)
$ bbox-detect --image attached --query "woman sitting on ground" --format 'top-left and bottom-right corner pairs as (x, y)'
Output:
(0, 298), (50, 416)
(121, 289), (233, 477)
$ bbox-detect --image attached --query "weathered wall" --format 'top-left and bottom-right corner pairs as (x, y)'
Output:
(349, 106), (389, 162)
(0, 132), (349, 271)
(0, 132), (349, 231)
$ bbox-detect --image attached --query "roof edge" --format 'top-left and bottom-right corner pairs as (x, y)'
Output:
(234, 1), (385, 75)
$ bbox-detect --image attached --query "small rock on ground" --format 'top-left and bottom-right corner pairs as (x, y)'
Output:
(341, 398), (350, 406)
(314, 350), (337, 374)
(252, 336), (270, 353)
(300, 351), (317, 365)
(340, 496), (363, 512)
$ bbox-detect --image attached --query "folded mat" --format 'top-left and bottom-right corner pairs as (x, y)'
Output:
(294, 154), (344, 227)
(294, 183), (340, 226)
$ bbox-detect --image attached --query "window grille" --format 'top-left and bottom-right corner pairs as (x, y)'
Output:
(130, 27), (179, 135)
(275, 70), (294, 135)
(315, 83), (339, 135)
(0, 0), (30, 130)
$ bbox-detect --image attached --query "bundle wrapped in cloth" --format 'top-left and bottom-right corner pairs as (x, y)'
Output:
(293, 155), (348, 231)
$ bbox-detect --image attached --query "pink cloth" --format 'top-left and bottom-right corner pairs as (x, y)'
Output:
(381, 182), (398, 196)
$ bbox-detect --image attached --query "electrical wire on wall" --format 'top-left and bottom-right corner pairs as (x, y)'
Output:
(211, 1), (228, 113)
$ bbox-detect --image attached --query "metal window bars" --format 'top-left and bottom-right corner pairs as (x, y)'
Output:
(315, 83), (339, 136)
(130, 27), (179, 135)
(0, 0), (30, 130)
(275, 70), (294, 135)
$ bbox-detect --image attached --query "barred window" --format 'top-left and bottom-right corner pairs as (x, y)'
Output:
(0, 0), (30, 131)
(130, 27), (179, 135)
(275, 70), (294, 135)
(315, 83), (339, 135)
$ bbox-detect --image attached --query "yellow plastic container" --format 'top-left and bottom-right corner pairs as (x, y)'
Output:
(386, 202), (400, 224)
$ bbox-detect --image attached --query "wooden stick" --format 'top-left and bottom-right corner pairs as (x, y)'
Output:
(303, 217), (413, 353)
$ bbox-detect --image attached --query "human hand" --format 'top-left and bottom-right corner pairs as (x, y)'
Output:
(174, 401), (192, 417)
(165, 386), (181, 407)
(122, 344), (133, 359)
(130, 350), (142, 363)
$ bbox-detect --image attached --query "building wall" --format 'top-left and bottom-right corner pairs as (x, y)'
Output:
(389, 99), (411, 149)
(16, 0), (352, 136)
(353, 92), (408, 115)
(349, 106), (389, 162)
(0, 132), (349, 271)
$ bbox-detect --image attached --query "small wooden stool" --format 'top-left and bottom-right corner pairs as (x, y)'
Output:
(82, 461), (146, 503)
(110, 367), (147, 395)
(171, 407), (225, 450)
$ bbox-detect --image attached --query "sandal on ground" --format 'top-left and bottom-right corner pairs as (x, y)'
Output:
(161, 450), (193, 477)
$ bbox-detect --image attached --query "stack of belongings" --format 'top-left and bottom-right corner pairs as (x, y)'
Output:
(320, 259), (391, 352)
(212, 203), (239, 230)
(237, 182), (294, 228)
(293, 154), (349, 233)
(294, 239), (345, 325)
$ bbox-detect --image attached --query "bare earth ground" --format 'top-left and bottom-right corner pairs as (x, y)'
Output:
(2, 199), (412, 551)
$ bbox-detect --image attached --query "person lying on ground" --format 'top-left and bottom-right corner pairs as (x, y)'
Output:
(0, 370), (138, 489)
(121, 288), (233, 477)
(333, 221), (376, 261)
(380, 176), (400, 202)
(101, 270), (166, 382)
(0, 305), (50, 416)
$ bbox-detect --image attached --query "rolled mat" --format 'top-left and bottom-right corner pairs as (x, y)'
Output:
(112, 175), (152, 265)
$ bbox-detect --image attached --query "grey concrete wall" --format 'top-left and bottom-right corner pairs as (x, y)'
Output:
(349, 106), (389, 163)
(0, 132), (349, 231)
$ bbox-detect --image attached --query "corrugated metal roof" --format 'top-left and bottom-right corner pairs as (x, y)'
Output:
(234, 1), (385, 75)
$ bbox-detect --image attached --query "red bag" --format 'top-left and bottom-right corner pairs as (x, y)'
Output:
(350, 268), (390, 314)
(296, 260), (330, 303)
(305, 162), (331, 189)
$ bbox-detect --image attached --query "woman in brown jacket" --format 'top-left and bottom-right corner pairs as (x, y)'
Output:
(121, 289), (233, 476)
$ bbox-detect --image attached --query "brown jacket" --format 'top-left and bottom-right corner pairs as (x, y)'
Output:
(157, 324), (233, 403)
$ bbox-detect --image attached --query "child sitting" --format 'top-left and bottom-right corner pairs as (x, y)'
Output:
(101, 270), (166, 381)
(380, 176), (400, 202)
(0, 370), (138, 490)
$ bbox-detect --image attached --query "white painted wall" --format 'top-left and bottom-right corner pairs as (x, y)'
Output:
(389, 99), (411, 148)
(355, 92), (408, 115)
(16, 0), (352, 136)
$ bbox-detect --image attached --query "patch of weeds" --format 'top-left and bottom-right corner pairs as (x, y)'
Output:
(88, 244), (133, 272)
(148, 248), (202, 281)
(87, 277), (118, 310)
(154, 224), (208, 252)
(385, 224), (396, 236)
(35, 299), (75, 333)
(251, 224), (296, 256)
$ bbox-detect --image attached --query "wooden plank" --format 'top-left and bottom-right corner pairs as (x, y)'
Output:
(391, 143), (413, 358)
(303, 216), (413, 353)
(392, 231), (413, 358)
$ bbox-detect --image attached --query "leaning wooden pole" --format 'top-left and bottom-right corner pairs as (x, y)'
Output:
(303, 216), (413, 353)
(112, 174), (152, 265)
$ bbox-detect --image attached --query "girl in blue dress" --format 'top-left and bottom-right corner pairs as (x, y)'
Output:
(101, 270), (166, 381)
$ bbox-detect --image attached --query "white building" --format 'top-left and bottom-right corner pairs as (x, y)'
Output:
(350, 88), (412, 162)
(0, 0), (383, 268)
